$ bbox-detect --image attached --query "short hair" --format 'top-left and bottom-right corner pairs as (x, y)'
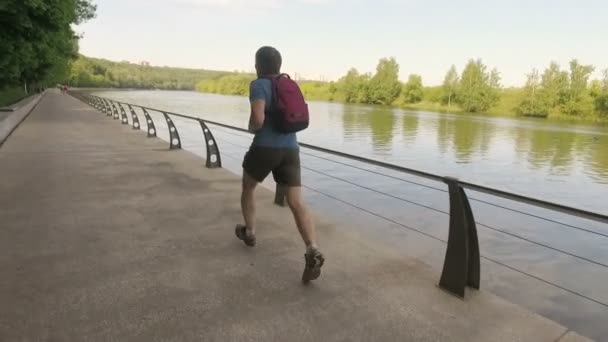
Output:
(255, 46), (282, 75)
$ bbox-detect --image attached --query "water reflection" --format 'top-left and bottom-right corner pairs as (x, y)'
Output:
(587, 136), (608, 184)
(342, 106), (369, 139)
(367, 108), (396, 152)
(342, 106), (397, 152)
(402, 113), (419, 144)
(435, 116), (495, 163)
(436, 115), (451, 155)
(525, 129), (579, 173)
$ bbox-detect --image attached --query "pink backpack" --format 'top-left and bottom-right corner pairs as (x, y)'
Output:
(263, 74), (309, 133)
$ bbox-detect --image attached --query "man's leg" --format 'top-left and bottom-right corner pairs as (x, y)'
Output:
(285, 186), (316, 248)
(237, 147), (275, 247)
(241, 172), (259, 235)
(285, 185), (324, 283)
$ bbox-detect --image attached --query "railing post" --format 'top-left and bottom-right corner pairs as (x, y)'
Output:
(98, 97), (106, 114)
(274, 184), (287, 207)
(142, 108), (157, 137)
(103, 99), (112, 117)
(163, 112), (181, 149)
(127, 105), (141, 130)
(439, 177), (481, 298)
(198, 120), (222, 168)
(94, 96), (103, 112)
(118, 103), (129, 125)
(111, 101), (120, 120)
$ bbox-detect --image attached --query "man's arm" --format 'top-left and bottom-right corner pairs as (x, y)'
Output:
(248, 80), (266, 132)
(249, 99), (265, 132)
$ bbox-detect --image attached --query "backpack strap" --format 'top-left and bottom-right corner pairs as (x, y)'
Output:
(257, 75), (279, 108)
(257, 74), (292, 108)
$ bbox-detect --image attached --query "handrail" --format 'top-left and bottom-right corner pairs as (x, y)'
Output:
(89, 95), (222, 168)
(72, 92), (608, 299)
(90, 97), (608, 226)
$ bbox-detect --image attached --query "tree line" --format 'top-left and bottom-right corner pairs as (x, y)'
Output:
(517, 62), (608, 118)
(196, 58), (608, 121)
(60, 53), (608, 121)
(0, 0), (96, 105)
(68, 55), (233, 90)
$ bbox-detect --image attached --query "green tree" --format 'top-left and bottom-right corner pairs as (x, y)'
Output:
(517, 69), (549, 117)
(423, 86), (443, 103)
(589, 80), (602, 98)
(594, 69), (608, 115)
(539, 62), (569, 109)
(340, 68), (363, 103)
(486, 68), (502, 107)
(70, 55), (231, 89)
(0, 0), (97, 89)
(457, 59), (501, 112)
(368, 57), (401, 105)
(561, 60), (594, 116)
(401, 74), (424, 104)
(338, 68), (372, 104)
(442, 65), (459, 107)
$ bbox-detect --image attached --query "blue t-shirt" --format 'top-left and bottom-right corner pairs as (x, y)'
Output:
(249, 78), (298, 149)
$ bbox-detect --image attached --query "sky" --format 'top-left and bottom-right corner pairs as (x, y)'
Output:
(76, 0), (608, 86)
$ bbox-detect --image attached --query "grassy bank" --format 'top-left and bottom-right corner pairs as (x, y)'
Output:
(303, 86), (606, 123)
(398, 88), (520, 115)
(0, 86), (28, 107)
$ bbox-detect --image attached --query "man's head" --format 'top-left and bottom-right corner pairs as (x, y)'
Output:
(255, 46), (282, 76)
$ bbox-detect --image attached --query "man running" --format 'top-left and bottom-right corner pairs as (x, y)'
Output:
(235, 46), (325, 283)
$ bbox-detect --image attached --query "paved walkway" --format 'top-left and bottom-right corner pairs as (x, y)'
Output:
(0, 91), (591, 341)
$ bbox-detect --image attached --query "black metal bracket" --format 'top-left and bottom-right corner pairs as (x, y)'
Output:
(93, 96), (101, 111)
(439, 177), (481, 298)
(142, 108), (157, 137)
(198, 120), (222, 168)
(128, 105), (141, 130)
(274, 184), (287, 207)
(111, 102), (120, 120)
(118, 103), (129, 125)
(163, 112), (181, 149)
(92, 96), (100, 111)
(103, 99), (112, 116)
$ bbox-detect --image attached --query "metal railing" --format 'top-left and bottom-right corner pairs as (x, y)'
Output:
(76, 92), (222, 168)
(72, 91), (608, 299)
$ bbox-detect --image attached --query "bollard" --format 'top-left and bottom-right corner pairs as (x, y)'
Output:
(142, 108), (157, 137)
(198, 120), (222, 168)
(128, 105), (141, 130)
(439, 177), (481, 298)
(163, 112), (181, 150)
(118, 103), (129, 125)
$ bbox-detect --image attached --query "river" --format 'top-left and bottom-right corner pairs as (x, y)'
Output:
(92, 89), (608, 339)
(95, 90), (607, 214)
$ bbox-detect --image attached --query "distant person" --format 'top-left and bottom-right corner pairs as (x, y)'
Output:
(235, 46), (324, 283)
(63, 85), (68, 94)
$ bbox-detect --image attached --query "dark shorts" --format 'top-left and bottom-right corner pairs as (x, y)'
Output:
(242, 146), (301, 186)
